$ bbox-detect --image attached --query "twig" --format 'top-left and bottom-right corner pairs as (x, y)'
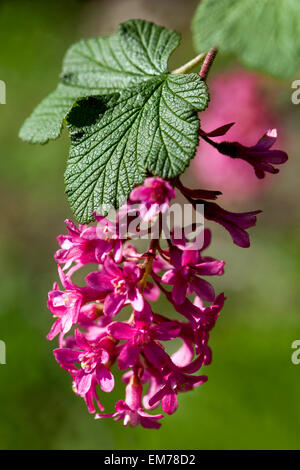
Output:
(199, 47), (218, 80)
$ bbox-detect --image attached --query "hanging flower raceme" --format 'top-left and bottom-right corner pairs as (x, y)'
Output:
(47, 153), (287, 428)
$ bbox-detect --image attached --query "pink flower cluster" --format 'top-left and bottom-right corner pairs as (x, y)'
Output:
(48, 123), (287, 428)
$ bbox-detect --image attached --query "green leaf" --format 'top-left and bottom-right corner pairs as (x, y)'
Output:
(20, 19), (210, 223)
(65, 74), (208, 223)
(19, 19), (180, 144)
(192, 0), (300, 79)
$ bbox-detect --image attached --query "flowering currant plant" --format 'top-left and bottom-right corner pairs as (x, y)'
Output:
(20, 20), (288, 429)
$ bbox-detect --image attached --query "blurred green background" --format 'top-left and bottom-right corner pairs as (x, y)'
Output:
(1, 0), (300, 450)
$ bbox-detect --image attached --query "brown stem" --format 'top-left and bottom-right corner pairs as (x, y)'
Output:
(199, 132), (221, 149)
(199, 47), (218, 80)
(139, 237), (159, 292)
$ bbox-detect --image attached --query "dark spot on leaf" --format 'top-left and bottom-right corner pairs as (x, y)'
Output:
(60, 72), (74, 84)
(67, 97), (107, 128)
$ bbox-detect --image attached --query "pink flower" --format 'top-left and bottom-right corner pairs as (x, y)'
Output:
(202, 201), (261, 248)
(201, 126), (288, 179)
(55, 217), (123, 271)
(170, 302), (219, 369)
(47, 268), (83, 342)
(130, 177), (175, 221)
(161, 244), (225, 304)
(55, 219), (97, 270)
(47, 267), (111, 343)
(87, 258), (144, 316)
(54, 329), (115, 399)
(93, 212), (123, 262)
(175, 181), (262, 248)
(149, 363), (208, 415)
(77, 303), (102, 325)
(194, 293), (225, 328)
(108, 304), (180, 370)
(96, 379), (163, 429)
(192, 69), (284, 201)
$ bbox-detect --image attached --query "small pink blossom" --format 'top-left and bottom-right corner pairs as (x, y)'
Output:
(87, 258), (144, 316)
(161, 244), (225, 304)
(55, 216), (123, 272)
(130, 176), (175, 221)
(108, 306), (181, 370)
(47, 267), (84, 343)
(193, 69), (285, 200)
(202, 201), (261, 248)
(148, 364), (208, 415)
(200, 126), (288, 179)
(54, 329), (115, 399)
(96, 379), (164, 429)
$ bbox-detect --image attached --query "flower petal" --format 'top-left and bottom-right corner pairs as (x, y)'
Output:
(96, 366), (115, 393)
(152, 321), (181, 341)
(143, 342), (169, 368)
(190, 277), (215, 302)
(162, 392), (178, 415)
(107, 322), (135, 340)
(172, 282), (187, 305)
(104, 292), (125, 317)
(128, 288), (144, 312)
(75, 369), (92, 395)
(118, 341), (141, 370)
(54, 348), (80, 366)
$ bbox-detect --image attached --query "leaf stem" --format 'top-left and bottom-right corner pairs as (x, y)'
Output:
(171, 51), (206, 74)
